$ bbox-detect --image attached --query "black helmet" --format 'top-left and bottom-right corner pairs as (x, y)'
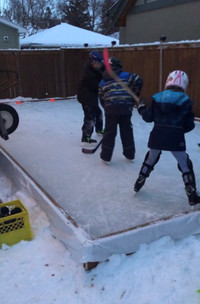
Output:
(109, 57), (122, 69)
(109, 57), (123, 73)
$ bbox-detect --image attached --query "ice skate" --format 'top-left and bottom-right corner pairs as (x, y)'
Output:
(134, 175), (146, 192)
(81, 137), (97, 146)
(185, 185), (200, 206)
(96, 130), (104, 136)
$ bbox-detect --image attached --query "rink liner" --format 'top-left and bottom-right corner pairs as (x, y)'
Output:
(1, 145), (200, 264)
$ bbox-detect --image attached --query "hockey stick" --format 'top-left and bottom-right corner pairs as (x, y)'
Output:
(103, 48), (140, 105)
(82, 138), (103, 154)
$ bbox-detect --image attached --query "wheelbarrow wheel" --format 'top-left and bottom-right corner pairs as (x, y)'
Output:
(0, 103), (19, 134)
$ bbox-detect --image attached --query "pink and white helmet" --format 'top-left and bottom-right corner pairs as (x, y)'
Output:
(165, 70), (189, 91)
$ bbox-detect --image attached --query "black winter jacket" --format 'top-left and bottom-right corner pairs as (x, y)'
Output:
(77, 61), (103, 107)
(138, 89), (195, 151)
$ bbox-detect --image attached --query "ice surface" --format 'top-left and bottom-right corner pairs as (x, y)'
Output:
(1, 99), (200, 238)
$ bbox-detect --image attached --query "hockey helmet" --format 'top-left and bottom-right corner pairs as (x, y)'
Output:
(89, 50), (103, 63)
(109, 57), (122, 69)
(165, 70), (189, 92)
(109, 57), (123, 74)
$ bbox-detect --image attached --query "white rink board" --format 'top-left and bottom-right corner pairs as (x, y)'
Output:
(1, 146), (200, 263)
(1, 99), (200, 263)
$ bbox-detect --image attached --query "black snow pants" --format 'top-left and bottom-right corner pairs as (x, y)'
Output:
(101, 113), (135, 162)
(81, 104), (103, 139)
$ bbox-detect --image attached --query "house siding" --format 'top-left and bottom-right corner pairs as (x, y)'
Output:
(133, 0), (198, 13)
(123, 1), (200, 44)
(0, 23), (19, 49)
(119, 27), (127, 44)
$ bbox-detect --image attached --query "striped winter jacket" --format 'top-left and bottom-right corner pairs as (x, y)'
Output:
(99, 71), (143, 115)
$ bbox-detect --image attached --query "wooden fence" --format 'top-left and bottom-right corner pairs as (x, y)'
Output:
(0, 43), (200, 116)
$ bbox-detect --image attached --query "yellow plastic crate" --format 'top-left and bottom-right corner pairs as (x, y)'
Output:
(0, 199), (33, 247)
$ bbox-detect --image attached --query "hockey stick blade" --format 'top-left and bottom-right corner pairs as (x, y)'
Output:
(82, 138), (103, 154)
(103, 48), (140, 105)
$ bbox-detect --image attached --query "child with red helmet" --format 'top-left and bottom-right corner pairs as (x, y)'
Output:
(134, 70), (200, 205)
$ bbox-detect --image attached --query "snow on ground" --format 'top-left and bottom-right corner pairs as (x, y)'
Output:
(0, 98), (200, 303)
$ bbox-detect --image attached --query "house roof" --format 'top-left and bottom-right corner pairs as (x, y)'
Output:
(108, 0), (137, 26)
(0, 17), (27, 33)
(20, 23), (119, 49)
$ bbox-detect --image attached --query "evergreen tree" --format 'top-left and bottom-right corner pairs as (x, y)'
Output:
(57, 0), (91, 30)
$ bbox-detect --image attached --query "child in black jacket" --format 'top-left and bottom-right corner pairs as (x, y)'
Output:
(77, 50), (104, 144)
(134, 70), (200, 206)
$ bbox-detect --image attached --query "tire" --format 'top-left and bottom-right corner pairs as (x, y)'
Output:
(0, 103), (19, 134)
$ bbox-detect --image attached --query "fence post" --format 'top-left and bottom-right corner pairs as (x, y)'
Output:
(159, 36), (166, 91)
(15, 51), (22, 97)
(60, 49), (67, 98)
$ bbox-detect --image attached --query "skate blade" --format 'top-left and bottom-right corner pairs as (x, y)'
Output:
(125, 158), (134, 163)
(81, 142), (96, 147)
(101, 160), (110, 165)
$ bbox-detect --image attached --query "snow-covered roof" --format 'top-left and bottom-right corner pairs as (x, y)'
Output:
(20, 23), (119, 49)
(0, 16), (27, 33)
